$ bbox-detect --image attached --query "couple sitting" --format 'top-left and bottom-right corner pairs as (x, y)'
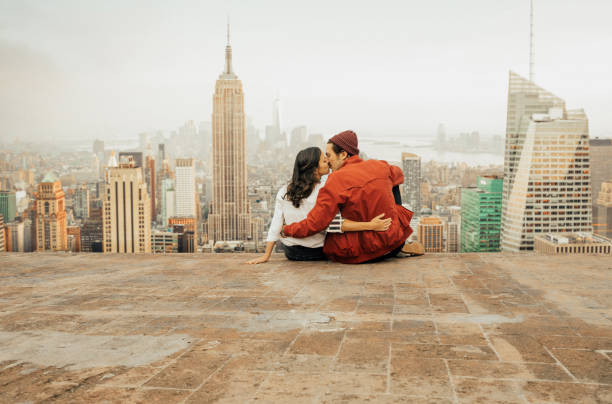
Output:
(247, 130), (424, 265)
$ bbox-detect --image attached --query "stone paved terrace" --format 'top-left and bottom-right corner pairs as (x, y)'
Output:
(0, 253), (611, 403)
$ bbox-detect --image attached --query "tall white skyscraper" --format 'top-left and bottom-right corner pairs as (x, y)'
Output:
(175, 158), (196, 218)
(501, 72), (593, 251)
(208, 23), (252, 242)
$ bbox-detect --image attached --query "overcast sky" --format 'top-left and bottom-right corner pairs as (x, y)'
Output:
(0, 0), (610, 144)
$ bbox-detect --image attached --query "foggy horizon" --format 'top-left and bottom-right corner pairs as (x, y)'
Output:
(1, 0), (611, 144)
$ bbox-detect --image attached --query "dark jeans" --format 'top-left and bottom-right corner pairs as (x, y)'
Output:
(281, 243), (326, 261)
(364, 185), (405, 263)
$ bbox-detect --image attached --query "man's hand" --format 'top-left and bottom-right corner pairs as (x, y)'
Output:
(369, 213), (392, 231)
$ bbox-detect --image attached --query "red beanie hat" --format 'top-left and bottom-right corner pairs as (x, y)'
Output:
(329, 130), (359, 156)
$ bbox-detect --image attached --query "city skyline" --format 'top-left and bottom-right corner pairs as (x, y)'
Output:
(1, 0), (611, 143)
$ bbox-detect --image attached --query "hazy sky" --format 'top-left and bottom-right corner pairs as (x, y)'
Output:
(1, 0), (611, 143)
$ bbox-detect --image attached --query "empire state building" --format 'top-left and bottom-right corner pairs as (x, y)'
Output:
(208, 25), (251, 242)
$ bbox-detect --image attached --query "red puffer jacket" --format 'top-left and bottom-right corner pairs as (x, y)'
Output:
(283, 156), (414, 263)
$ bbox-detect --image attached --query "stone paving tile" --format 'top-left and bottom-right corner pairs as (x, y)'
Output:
(521, 381), (612, 403)
(551, 348), (612, 384)
(454, 378), (525, 403)
(436, 322), (489, 346)
(483, 315), (579, 336)
(260, 372), (388, 396)
(447, 359), (572, 381)
(490, 334), (555, 363)
(536, 335), (612, 350)
(320, 296), (360, 312)
(428, 293), (470, 314)
(320, 393), (453, 403)
(185, 370), (267, 403)
(393, 319), (436, 334)
(346, 320), (391, 332)
(347, 330), (439, 344)
(361, 294), (394, 306)
(461, 292), (510, 314)
(252, 372), (387, 403)
(392, 343), (497, 361)
(144, 351), (230, 389)
(274, 354), (335, 373)
(567, 318), (612, 338)
(356, 303), (394, 315)
(389, 354), (453, 398)
(290, 330), (345, 356)
(334, 334), (390, 373)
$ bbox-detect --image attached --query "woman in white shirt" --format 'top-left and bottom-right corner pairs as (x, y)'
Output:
(246, 147), (391, 264)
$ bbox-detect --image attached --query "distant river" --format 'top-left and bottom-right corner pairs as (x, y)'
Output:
(360, 137), (503, 166)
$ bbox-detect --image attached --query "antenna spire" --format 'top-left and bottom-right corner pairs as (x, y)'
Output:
(223, 16), (233, 75)
(226, 15), (230, 45)
(529, 0), (535, 82)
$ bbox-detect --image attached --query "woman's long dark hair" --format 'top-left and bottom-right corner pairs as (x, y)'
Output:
(284, 147), (321, 208)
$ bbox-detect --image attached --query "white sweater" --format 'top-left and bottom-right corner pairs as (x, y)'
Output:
(267, 179), (343, 248)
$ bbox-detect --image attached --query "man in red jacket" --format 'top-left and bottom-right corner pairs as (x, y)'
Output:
(282, 130), (424, 264)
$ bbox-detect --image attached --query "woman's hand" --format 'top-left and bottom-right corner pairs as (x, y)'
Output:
(369, 213), (392, 231)
(246, 242), (276, 265)
(245, 255), (270, 265)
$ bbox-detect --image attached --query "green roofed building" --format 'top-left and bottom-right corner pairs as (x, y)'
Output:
(461, 176), (503, 252)
(0, 191), (17, 223)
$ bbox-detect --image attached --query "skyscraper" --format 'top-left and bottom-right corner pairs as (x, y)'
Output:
(158, 144), (166, 165)
(0, 190), (17, 223)
(461, 175), (503, 252)
(6, 220), (25, 252)
(175, 158), (196, 218)
(81, 198), (103, 252)
(35, 174), (68, 252)
(73, 184), (90, 219)
(102, 158), (151, 253)
(589, 138), (612, 225)
(595, 180), (612, 238)
(401, 153), (421, 216)
(0, 214), (5, 252)
(501, 72), (593, 251)
(81, 217), (103, 253)
(446, 221), (459, 253)
(146, 155), (156, 220)
(159, 178), (175, 227)
(208, 24), (252, 242)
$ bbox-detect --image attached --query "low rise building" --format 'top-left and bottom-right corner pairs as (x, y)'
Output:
(418, 216), (444, 253)
(151, 231), (179, 254)
(534, 232), (611, 255)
